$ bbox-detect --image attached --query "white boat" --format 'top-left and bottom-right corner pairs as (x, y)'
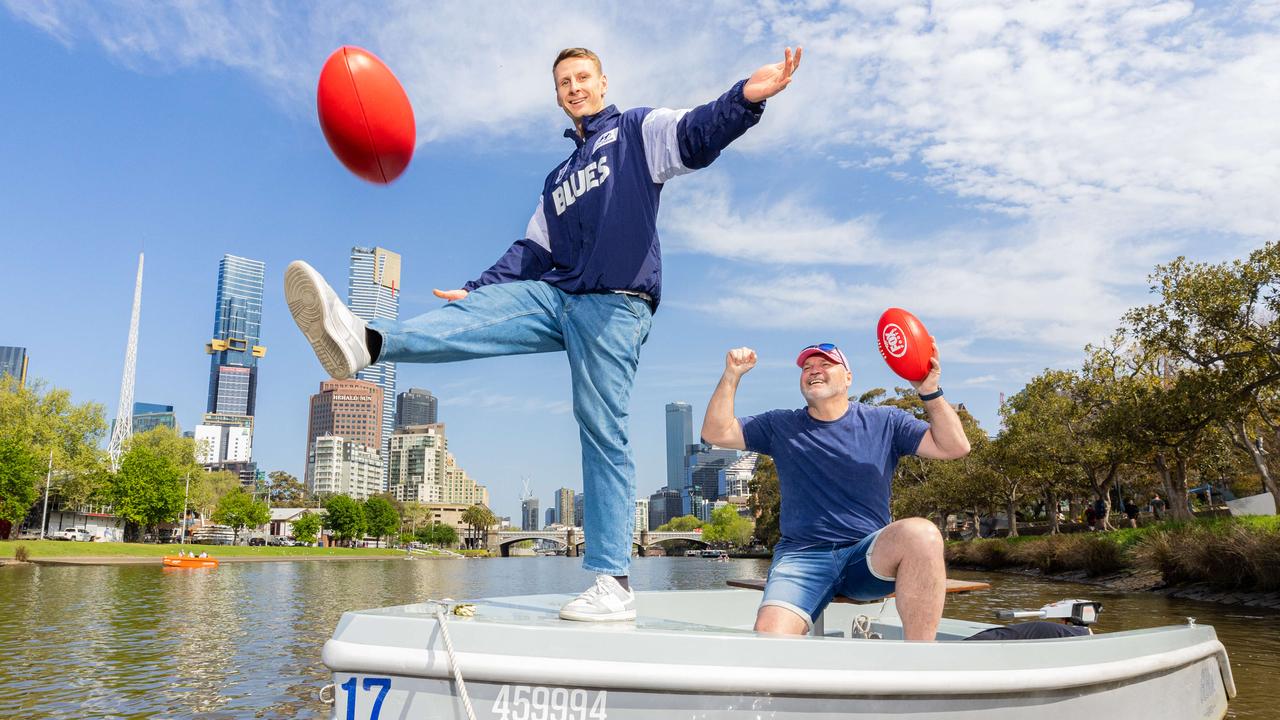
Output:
(320, 588), (1235, 719)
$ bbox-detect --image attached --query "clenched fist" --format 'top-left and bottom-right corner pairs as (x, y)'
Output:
(725, 347), (757, 378)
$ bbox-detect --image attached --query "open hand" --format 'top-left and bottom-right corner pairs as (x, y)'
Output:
(725, 347), (758, 378)
(434, 288), (468, 302)
(743, 47), (803, 103)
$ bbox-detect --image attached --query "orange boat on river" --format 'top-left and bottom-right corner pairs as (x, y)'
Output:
(162, 555), (219, 568)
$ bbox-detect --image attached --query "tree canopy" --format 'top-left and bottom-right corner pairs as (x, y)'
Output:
(212, 487), (270, 544)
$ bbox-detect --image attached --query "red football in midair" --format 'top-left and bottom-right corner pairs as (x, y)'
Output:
(317, 46), (416, 184)
(876, 308), (933, 382)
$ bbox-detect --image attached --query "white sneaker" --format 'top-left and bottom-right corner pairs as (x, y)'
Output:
(284, 260), (371, 379)
(558, 575), (636, 622)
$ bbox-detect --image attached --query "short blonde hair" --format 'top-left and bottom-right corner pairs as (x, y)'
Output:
(553, 47), (602, 75)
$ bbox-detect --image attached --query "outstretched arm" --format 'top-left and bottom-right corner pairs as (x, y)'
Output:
(701, 347), (757, 450)
(640, 47), (803, 183)
(913, 341), (971, 460)
(435, 197), (554, 301)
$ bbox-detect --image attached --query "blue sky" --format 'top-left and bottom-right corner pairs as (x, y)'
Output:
(3, 1), (1277, 521)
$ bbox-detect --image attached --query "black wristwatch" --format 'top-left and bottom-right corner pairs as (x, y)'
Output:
(918, 388), (944, 402)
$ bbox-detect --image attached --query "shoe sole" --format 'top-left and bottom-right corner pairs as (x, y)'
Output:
(558, 609), (637, 622)
(284, 261), (356, 379)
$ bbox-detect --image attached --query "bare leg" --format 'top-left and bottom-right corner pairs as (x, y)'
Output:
(869, 517), (945, 641)
(754, 604), (809, 635)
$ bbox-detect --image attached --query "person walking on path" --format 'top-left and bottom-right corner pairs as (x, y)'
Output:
(285, 46), (802, 622)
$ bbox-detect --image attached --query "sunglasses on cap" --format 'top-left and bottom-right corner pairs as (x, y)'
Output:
(796, 342), (849, 370)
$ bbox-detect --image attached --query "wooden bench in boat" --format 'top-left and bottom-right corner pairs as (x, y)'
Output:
(727, 577), (991, 636)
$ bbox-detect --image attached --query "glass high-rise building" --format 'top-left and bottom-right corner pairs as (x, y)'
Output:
(396, 388), (438, 429)
(349, 246), (401, 488)
(206, 255), (265, 419)
(0, 346), (28, 384)
(665, 402), (693, 490)
(521, 497), (540, 531)
(132, 402), (177, 434)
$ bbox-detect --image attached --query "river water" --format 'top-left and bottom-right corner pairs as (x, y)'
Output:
(2, 558), (1276, 718)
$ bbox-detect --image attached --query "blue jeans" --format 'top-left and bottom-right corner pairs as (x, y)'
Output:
(761, 531), (896, 631)
(369, 280), (653, 575)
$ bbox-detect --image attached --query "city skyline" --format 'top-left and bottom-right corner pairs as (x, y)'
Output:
(5, 4), (1274, 522)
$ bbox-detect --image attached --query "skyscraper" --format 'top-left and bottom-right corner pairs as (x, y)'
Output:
(304, 378), (383, 489)
(665, 402), (693, 490)
(132, 402), (177, 434)
(206, 255), (266, 419)
(349, 246), (401, 486)
(522, 497), (540, 531)
(396, 388), (438, 429)
(0, 346), (27, 384)
(648, 487), (682, 530)
(545, 507), (557, 527)
(556, 487), (576, 527)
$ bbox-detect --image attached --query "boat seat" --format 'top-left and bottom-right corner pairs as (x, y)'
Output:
(727, 577), (990, 636)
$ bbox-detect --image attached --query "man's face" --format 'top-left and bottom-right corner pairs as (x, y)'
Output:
(799, 356), (852, 404)
(555, 57), (607, 121)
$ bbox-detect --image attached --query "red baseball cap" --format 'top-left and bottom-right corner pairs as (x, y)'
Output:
(796, 342), (849, 370)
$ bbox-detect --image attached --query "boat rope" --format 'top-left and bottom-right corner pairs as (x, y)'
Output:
(852, 599), (888, 639)
(432, 600), (478, 720)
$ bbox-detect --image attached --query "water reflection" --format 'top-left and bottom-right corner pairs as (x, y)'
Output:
(1, 559), (1274, 718)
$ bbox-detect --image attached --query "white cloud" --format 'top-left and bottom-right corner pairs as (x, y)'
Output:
(10, 0), (1278, 353)
(660, 173), (882, 265)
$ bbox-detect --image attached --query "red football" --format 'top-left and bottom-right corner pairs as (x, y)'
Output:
(317, 46), (416, 184)
(876, 308), (933, 382)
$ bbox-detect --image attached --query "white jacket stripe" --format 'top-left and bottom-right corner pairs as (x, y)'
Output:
(526, 196), (551, 251)
(640, 108), (692, 184)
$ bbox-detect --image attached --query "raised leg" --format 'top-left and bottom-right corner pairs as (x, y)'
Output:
(868, 517), (945, 641)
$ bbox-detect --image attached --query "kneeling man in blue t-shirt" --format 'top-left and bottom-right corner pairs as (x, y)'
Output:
(701, 342), (971, 640)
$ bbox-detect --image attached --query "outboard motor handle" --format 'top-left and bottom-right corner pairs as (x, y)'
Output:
(995, 599), (1102, 626)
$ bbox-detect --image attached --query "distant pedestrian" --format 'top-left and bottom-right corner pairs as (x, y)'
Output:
(1084, 505), (1097, 531)
(1150, 494), (1166, 521)
(1124, 498), (1139, 528)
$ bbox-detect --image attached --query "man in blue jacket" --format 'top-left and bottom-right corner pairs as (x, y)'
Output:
(285, 46), (802, 621)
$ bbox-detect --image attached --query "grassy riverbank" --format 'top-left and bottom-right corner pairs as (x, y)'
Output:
(946, 516), (1280, 591)
(0, 540), (414, 560)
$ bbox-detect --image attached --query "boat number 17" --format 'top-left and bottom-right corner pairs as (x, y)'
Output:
(492, 685), (607, 720)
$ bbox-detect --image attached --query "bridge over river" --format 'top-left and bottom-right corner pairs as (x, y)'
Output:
(486, 528), (709, 557)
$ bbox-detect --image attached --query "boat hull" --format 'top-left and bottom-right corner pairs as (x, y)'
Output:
(162, 556), (219, 568)
(322, 590), (1233, 720)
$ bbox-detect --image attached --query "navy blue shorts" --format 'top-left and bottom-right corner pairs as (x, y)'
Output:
(760, 530), (896, 630)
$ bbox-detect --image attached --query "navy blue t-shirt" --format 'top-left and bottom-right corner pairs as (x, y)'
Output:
(740, 402), (930, 552)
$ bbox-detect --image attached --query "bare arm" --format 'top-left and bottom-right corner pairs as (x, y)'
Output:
(700, 347), (756, 450)
(912, 341), (971, 460)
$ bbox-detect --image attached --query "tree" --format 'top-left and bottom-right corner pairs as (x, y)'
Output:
(1123, 242), (1280, 501)
(323, 494), (366, 545)
(0, 376), (108, 521)
(292, 511), (322, 545)
(126, 426), (202, 477)
(189, 470), (240, 520)
(107, 444), (184, 540)
(267, 471), (308, 507)
(416, 522), (459, 547)
(460, 504), (497, 549)
(0, 436), (42, 537)
(747, 455), (780, 548)
(701, 505), (754, 547)
(212, 487), (271, 544)
(657, 515), (704, 532)
(363, 496), (400, 545)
